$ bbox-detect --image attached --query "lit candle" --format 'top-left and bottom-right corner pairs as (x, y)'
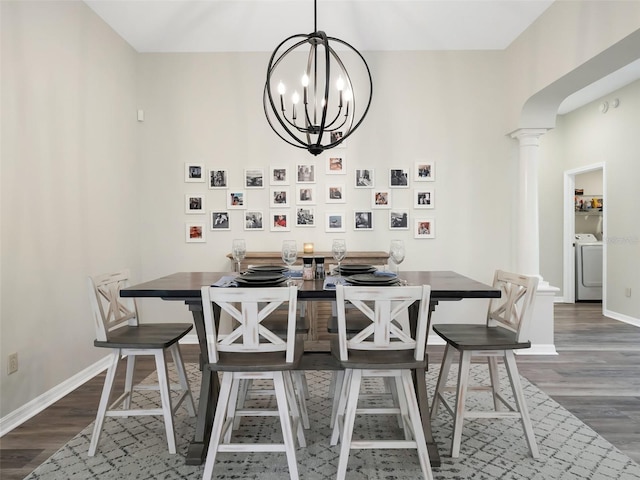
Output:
(303, 243), (314, 253)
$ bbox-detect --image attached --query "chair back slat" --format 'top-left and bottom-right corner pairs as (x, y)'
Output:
(88, 269), (139, 342)
(335, 285), (431, 361)
(201, 286), (298, 364)
(486, 270), (539, 343)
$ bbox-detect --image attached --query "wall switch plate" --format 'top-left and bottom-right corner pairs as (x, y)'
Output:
(8, 353), (18, 375)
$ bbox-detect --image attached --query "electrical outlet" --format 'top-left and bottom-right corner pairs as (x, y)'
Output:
(625, 287), (632, 298)
(8, 353), (18, 375)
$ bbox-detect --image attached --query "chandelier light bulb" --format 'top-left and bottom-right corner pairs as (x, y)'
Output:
(292, 91), (300, 104)
(277, 82), (286, 95)
(336, 76), (345, 91)
(301, 74), (309, 87)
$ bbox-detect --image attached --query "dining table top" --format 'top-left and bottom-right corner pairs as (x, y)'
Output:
(121, 270), (501, 301)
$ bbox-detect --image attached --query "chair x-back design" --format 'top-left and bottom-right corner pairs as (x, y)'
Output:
(87, 269), (195, 456)
(331, 284), (434, 480)
(200, 285), (305, 480)
(431, 270), (540, 458)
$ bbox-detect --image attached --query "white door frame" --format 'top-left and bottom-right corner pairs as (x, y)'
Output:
(563, 163), (606, 307)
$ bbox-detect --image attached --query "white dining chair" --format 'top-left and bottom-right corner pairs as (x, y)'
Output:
(331, 284), (434, 480)
(87, 269), (196, 456)
(430, 270), (540, 458)
(200, 285), (305, 480)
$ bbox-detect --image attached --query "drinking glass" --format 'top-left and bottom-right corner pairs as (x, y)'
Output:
(281, 240), (298, 279)
(331, 239), (347, 276)
(231, 239), (246, 273)
(389, 239), (406, 276)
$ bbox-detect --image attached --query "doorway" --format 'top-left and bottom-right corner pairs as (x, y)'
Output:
(563, 164), (606, 306)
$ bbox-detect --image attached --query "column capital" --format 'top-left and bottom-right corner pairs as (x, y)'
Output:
(509, 128), (549, 147)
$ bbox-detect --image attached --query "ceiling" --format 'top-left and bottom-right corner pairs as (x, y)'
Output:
(84, 0), (640, 114)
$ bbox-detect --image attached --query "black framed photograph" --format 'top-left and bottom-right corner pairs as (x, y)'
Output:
(296, 163), (316, 183)
(270, 187), (290, 208)
(185, 163), (205, 183)
(208, 169), (228, 189)
(389, 168), (409, 188)
(244, 211), (264, 230)
(414, 161), (435, 182)
(185, 194), (205, 214)
(389, 210), (409, 230)
(414, 188), (434, 209)
(296, 186), (316, 205)
(245, 168), (264, 188)
(354, 211), (373, 230)
(270, 165), (289, 185)
(296, 207), (316, 227)
(211, 211), (230, 230)
(186, 222), (205, 242)
(270, 210), (291, 232)
(331, 130), (345, 147)
(414, 218), (435, 239)
(372, 189), (391, 209)
(227, 190), (246, 209)
(355, 168), (374, 188)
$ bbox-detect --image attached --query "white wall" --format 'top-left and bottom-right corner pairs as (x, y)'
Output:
(539, 80), (640, 318)
(1, 1), (138, 417)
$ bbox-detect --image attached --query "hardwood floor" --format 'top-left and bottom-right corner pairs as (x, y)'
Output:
(1, 303), (639, 479)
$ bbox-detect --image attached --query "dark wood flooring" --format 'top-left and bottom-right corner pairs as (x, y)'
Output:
(1, 303), (639, 479)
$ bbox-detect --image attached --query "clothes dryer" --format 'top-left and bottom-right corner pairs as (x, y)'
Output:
(575, 233), (602, 301)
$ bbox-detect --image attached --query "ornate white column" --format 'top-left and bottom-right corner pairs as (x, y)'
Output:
(510, 128), (548, 277)
(510, 128), (559, 356)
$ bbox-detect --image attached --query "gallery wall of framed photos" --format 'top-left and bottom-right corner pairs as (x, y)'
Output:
(183, 144), (437, 243)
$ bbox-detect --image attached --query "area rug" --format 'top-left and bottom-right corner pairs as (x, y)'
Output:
(24, 363), (640, 479)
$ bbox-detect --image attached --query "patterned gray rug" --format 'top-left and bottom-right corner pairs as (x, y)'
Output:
(24, 363), (640, 479)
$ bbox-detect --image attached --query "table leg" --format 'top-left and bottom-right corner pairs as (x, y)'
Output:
(184, 302), (219, 465)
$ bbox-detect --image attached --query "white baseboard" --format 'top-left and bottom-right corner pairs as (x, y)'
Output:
(604, 309), (640, 328)
(0, 356), (111, 437)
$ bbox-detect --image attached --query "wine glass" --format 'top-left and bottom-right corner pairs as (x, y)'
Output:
(331, 239), (347, 277)
(281, 240), (298, 280)
(231, 239), (246, 273)
(389, 239), (405, 276)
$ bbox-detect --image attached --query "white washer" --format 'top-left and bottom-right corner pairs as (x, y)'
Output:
(575, 233), (602, 301)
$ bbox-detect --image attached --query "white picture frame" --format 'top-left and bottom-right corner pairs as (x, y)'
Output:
(326, 153), (347, 174)
(372, 189), (391, 209)
(185, 163), (205, 183)
(186, 222), (206, 242)
(296, 186), (316, 205)
(227, 190), (246, 209)
(326, 183), (346, 203)
(389, 168), (410, 188)
(270, 187), (290, 208)
(208, 169), (228, 189)
(355, 168), (374, 188)
(185, 194), (205, 214)
(296, 163), (316, 183)
(414, 188), (434, 208)
(414, 161), (435, 182)
(414, 218), (435, 239)
(211, 211), (230, 230)
(326, 212), (346, 233)
(270, 210), (291, 232)
(245, 168), (264, 188)
(389, 210), (409, 230)
(354, 211), (373, 230)
(296, 206), (316, 227)
(244, 211), (264, 231)
(270, 165), (289, 185)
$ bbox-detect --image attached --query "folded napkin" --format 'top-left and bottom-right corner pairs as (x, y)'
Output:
(323, 276), (351, 290)
(212, 275), (238, 287)
(284, 269), (303, 278)
(373, 270), (397, 277)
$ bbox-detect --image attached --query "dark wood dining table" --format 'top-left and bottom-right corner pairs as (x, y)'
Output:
(121, 270), (500, 468)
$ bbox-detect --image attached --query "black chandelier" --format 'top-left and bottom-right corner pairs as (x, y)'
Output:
(264, 0), (373, 156)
